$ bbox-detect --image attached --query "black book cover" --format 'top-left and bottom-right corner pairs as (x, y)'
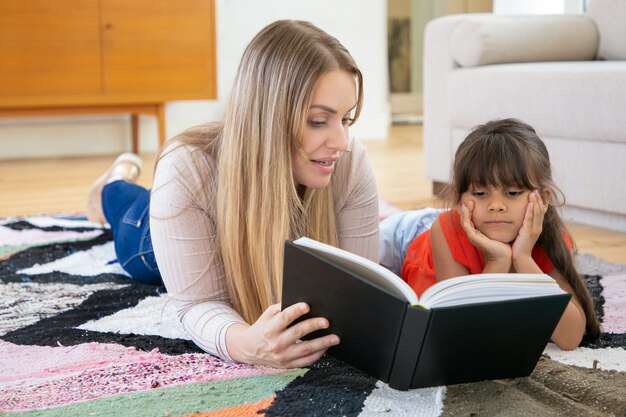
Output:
(281, 241), (571, 390)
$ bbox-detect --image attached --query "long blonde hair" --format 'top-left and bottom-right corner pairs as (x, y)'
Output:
(173, 20), (363, 323)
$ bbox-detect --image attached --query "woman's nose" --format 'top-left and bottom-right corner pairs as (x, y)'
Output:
(327, 123), (350, 151)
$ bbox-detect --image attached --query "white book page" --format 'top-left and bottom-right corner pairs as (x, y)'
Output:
(419, 273), (566, 308)
(293, 237), (418, 304)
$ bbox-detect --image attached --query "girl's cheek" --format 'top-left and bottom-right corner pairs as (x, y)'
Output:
(468, 200), (480, 221)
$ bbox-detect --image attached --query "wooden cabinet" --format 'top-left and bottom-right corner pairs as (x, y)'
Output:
(0, 0), (217, 152)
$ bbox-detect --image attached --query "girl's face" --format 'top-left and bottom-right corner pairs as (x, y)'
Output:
(460, 184), (534, 243)
(292, 69), (356, 189)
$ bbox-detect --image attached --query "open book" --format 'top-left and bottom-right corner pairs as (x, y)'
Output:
(282, 237), (571, 390)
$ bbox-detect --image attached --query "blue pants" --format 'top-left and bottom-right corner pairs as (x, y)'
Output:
(379, 208), (442, 276)
(102, 180), (162, 285)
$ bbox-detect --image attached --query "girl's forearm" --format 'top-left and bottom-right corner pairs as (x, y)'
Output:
(550, 301), (586, 350)
(512, 256), (542, 274)
(481, 258), (511, 274)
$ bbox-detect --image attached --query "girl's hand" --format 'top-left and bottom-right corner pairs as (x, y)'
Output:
(461, 201), (512, 271)
(226, 302), (340, 368)
(512, 191), (547, 262)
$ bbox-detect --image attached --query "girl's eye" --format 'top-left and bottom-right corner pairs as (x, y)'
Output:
(472, 191), (486, 197)
(506, 190), (523, 197)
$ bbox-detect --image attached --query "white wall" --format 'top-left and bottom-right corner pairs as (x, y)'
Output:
(0, 0), (390, 160)
(494, 0), (584, 14)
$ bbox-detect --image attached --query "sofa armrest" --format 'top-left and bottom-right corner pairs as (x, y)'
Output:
(450, 14), (599, 67)
(423, 15), (472, 182)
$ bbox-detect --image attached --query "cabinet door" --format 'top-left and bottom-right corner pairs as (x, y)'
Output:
(100, 0), (217, 100)
(0, 0), (101, 100)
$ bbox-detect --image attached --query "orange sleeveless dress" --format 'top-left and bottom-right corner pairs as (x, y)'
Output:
(400, 210), (570, 297)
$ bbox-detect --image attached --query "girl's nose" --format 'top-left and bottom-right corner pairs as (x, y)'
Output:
(488, 198), (506, 212)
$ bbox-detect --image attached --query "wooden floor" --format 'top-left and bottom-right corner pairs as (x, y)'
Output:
(1, 124), (625, 264)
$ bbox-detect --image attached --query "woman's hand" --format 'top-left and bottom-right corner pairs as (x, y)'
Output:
(460, 201), (512, 272)
(512, 191), (547, 264)
(226, 302), (340, 368)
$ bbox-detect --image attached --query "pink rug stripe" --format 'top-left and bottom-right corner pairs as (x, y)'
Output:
(601, 272), (626, 333)
(0, 341), (287, 412)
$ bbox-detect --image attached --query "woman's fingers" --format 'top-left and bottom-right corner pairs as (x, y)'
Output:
(283, 316), (335, 343)
(279, 335), (339, 368)
(258, 303), (338, 366)
(274, 302), (308, 327)
(270, 312), (337, 356)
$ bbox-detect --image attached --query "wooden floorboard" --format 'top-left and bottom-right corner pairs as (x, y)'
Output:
(1, 124), (624, 264)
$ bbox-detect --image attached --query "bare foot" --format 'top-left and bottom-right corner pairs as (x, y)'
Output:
(85, 153), (144, 224)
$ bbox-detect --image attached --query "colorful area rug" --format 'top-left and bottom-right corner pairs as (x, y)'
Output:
(1, 214), (625, 416)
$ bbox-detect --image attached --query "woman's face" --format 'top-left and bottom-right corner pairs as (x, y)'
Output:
(292, 69), (356, 189)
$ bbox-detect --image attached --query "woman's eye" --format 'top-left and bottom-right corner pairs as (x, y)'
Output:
(308, 120), (326, 128)
(342, 117), (354, 126)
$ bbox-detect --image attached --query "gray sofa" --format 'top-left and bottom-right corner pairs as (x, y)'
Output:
(423, 0), (626, 232)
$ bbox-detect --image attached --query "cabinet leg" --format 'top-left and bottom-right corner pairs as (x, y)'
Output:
(156, 103), (166, 150)
(131, 114), (139, 154)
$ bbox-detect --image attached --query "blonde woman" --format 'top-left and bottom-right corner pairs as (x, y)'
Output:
(85, 20), (379, 368)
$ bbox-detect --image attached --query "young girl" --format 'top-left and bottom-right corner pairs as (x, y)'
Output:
(401, 118), (600, 350)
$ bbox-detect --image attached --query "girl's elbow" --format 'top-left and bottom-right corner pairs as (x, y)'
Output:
(551, 303), (586, 350)
(551, 328), (584, 351)
(553, 337), (581, 351)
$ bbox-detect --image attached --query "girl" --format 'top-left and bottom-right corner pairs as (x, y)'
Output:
(85, 20), (379, 368)
(401, 118), (600, 350)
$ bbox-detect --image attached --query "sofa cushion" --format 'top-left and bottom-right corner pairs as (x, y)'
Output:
(450, 15), (599, 67)
(449, 127), (626, 217)
(585, 0), (626, 60)
(448, 61), (626, 144)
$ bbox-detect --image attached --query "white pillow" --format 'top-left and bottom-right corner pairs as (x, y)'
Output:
(450, 14), (599, 67)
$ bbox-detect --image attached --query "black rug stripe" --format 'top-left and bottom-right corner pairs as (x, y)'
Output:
(2, 270), (139, 286)
(579, 274), (624, 349)
(263, 355), (377, 417)
(584, 333), (626, 349)
(1, 231), (113, 275)
(2, 283), (203, 355)
(4, 327), (204, 356)
(2, 218), (101, 233)
(584, 274), (605, 323)
(2, 284), (156, 333)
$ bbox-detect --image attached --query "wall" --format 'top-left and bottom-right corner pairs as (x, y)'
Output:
(494, 0), (584, 14)
(387, 0), (493, 118)
(0, 0), (389, 159)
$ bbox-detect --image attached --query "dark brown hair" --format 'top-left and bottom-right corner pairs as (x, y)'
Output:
(446, 118), (600, 340)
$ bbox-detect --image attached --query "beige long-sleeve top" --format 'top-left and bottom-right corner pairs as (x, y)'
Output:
(150, 124), (379, 360)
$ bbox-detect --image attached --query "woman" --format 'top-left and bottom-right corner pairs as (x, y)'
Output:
(86, 20), (379, 368)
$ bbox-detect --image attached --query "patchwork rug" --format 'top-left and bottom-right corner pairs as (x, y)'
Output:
(1, 214), (625, 416)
